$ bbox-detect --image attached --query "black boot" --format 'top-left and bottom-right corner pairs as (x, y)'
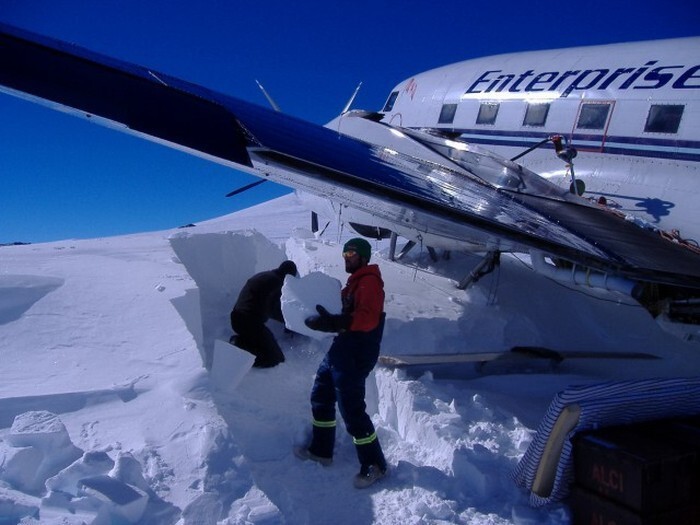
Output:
(308, 424), (335, 460)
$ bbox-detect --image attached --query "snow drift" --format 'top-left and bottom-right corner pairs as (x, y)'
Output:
(1, 194), (698, 524)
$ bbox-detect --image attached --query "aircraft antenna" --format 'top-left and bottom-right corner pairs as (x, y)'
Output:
(255, 80), (281, 112)
(225, 179), (267, 197)
(341, 82), (363, 114)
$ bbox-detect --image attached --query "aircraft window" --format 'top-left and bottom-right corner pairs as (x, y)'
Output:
(576, 103), (611, 130)
(382, 91), (399, 112)
(438, 103), (458, 124)
(644, 104), (684, 134)
(476, 103), (499, 125)
(523, 103), (550, 127)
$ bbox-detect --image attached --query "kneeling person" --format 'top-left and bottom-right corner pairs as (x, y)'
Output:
(230, 260), (297, 368)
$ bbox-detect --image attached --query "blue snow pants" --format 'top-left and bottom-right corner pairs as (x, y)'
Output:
(308, 314), (386, 469)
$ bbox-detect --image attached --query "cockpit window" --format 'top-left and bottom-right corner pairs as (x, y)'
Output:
(644, 104), (684, 133)
(382, 91), (400, 112)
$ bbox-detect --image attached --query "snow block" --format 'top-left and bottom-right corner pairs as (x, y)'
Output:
(3, 411), (82, 494)
(0, 484), (41, 521)
(0, 445), (43, 493)
(78, 475), (148, 523)
(451, 445), (500, 502)
(181, 492), (223, 524)
(109, 452), (154, 496)
(281, 271), (342, 340)
(228, 486), (282, 524)
(38, 503), (103, 525)
(46, 451), (115, 496)
(210, 339), (255, 393)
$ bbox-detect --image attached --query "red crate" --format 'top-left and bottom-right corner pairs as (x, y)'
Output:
(570, 485), (700, 525)
(573, 424), (698, 513)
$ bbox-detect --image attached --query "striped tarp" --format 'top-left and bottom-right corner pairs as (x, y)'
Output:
(512, 376), (700, 506)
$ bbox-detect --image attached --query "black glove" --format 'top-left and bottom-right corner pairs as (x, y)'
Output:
(305, 305), (351, 333)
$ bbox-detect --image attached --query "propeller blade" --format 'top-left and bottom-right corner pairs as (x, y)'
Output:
(341, 81), (362, 114)
(255, 80), (281, 112)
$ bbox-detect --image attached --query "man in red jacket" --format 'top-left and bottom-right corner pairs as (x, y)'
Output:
(296, 238), (388, 488)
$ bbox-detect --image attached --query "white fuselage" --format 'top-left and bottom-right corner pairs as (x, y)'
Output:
(377, 37), (700, 243)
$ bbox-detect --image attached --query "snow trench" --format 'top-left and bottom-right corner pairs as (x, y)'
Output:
(168, 230), (288, 369)
(164, 230), (543, 523)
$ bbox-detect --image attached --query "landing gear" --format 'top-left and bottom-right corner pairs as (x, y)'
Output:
(388, 233), (444, 262)
(394, 239), (416, 260)
(389, 233), (415, 261)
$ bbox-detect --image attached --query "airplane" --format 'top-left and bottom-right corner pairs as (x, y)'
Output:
(379, 37), (700, 245)
(0, 23), (699, 333)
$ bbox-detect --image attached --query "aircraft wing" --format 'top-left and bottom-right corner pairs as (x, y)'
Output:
(2, 23), (700, 291)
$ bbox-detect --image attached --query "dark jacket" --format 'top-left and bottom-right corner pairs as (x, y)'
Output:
(232, 268), (287, 324)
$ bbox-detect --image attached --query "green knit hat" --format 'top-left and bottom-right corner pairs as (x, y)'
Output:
(343, 238), (372, 262)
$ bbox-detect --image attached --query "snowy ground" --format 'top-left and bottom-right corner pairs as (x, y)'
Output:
(1, 194), (698, 524)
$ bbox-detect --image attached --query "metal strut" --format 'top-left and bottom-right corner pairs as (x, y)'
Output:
(388, 232), (448, 262)
(396, 240), (416, 260)
(510, 135), (583, 195)
(457, 251), (500, 290)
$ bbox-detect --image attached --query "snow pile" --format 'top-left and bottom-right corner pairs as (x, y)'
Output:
(0, 411), (163, 523)
(1, 194), (698, 524)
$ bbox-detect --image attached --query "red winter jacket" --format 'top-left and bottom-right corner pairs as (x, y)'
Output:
(341, 264), (385, 332)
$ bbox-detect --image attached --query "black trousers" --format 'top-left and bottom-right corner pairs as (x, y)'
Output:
(230, 310), (285, 365)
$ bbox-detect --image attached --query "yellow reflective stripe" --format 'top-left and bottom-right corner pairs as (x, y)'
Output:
(353, 432), (377, 446)
(312, 419), (336, 429)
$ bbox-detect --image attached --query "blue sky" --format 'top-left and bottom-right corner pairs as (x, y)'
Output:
(1, 0), (697, 243)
